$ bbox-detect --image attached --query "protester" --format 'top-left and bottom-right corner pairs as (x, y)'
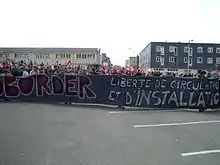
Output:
(30, 65), (39, 75)
(22, 68), (29, 76)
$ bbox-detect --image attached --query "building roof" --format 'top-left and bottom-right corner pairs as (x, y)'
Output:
(139, 41), (220, 54)
(150, 41), (220, 45)
(0, 47), (100, 53)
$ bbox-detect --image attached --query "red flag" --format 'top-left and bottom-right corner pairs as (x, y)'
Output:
(66, 59), (72, 66)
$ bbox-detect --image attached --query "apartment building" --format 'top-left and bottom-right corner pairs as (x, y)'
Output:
(139, 42), (220, 74)
(0, 47), (101, 68)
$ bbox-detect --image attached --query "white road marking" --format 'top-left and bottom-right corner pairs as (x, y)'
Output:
(108, 111), (146, 114)
(181, 149), (220, 156)
(133, 120), (220, 128)
(108, 110), (181, 114)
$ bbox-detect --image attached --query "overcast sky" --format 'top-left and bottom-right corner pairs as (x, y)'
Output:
(0, 0), (219, 65)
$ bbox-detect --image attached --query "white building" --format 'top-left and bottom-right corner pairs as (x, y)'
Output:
(0, 47), (101, 68)
(125, 56), (138, 68)
(125, 60), (129, 67)
(101, 53), (113, 69)
(129, 56), (138, 68)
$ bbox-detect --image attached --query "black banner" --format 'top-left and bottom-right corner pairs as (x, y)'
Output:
(0, 75), (219, 109)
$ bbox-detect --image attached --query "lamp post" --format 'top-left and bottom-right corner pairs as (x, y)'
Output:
(187, 40), (193, 74)
(128, 48), (135, 57)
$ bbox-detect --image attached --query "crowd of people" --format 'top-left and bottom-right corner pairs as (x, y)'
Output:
(0, 59), (218, 78)
(0, 60), (144, 76)
(0, 60), (104, 76)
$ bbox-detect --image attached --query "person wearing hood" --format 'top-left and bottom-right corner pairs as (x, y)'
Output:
(22, 67), (29, 76)
(30, 65), (39, 75)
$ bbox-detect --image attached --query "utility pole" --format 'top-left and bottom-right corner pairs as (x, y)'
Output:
(187, 40), (193, 74)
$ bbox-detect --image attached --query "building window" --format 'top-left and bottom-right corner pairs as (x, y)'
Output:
(207, 47), (213, 53)
(160, 57), (164, 66)
(169, 56), (174, 63)
(169, 46), (174, 52)
(189, 58), (192, 65)
(156, 56), (160, 62)
(216, 48), (220, 53)
(216, 58), (220, 64)
(60, 54), (65, 58)
(207, 58), (213, 64)
(77, 54), (81, 59)
(197, 57), (203, 63)
(168, 68), (178, 71)
(156, 46), (161, 52)
(174, 47), (178, 56)
(42, 53), (50, 59)
(197, 47), (203, 53)
(154, 68), (164, 71)
(44, 54), (49, 58)
(188, 48), (193, 56)
(160, 47), (164, 55)
(184, 47), (189, 53)
(92, 54), (95, 59)
(82, 54), (86, 59)
(56, 54), (60, 58)
(184, 57), (188, 63)
(2, 52), (9, 58)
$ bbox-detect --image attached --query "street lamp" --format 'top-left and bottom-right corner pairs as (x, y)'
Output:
(187, 40), (193, 74)
(128, 48), (135, 57)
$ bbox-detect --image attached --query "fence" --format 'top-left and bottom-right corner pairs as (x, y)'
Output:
(0, 74), (219, 109)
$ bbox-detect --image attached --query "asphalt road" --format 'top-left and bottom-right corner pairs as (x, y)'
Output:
(0, 102), (220, 165)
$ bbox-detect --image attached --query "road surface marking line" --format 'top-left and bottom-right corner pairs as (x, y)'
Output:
(108, 111), (146, 114)
(181, 150), (220, 156)
(133, 120), (220, 128)
(108, 110), (181, 114)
